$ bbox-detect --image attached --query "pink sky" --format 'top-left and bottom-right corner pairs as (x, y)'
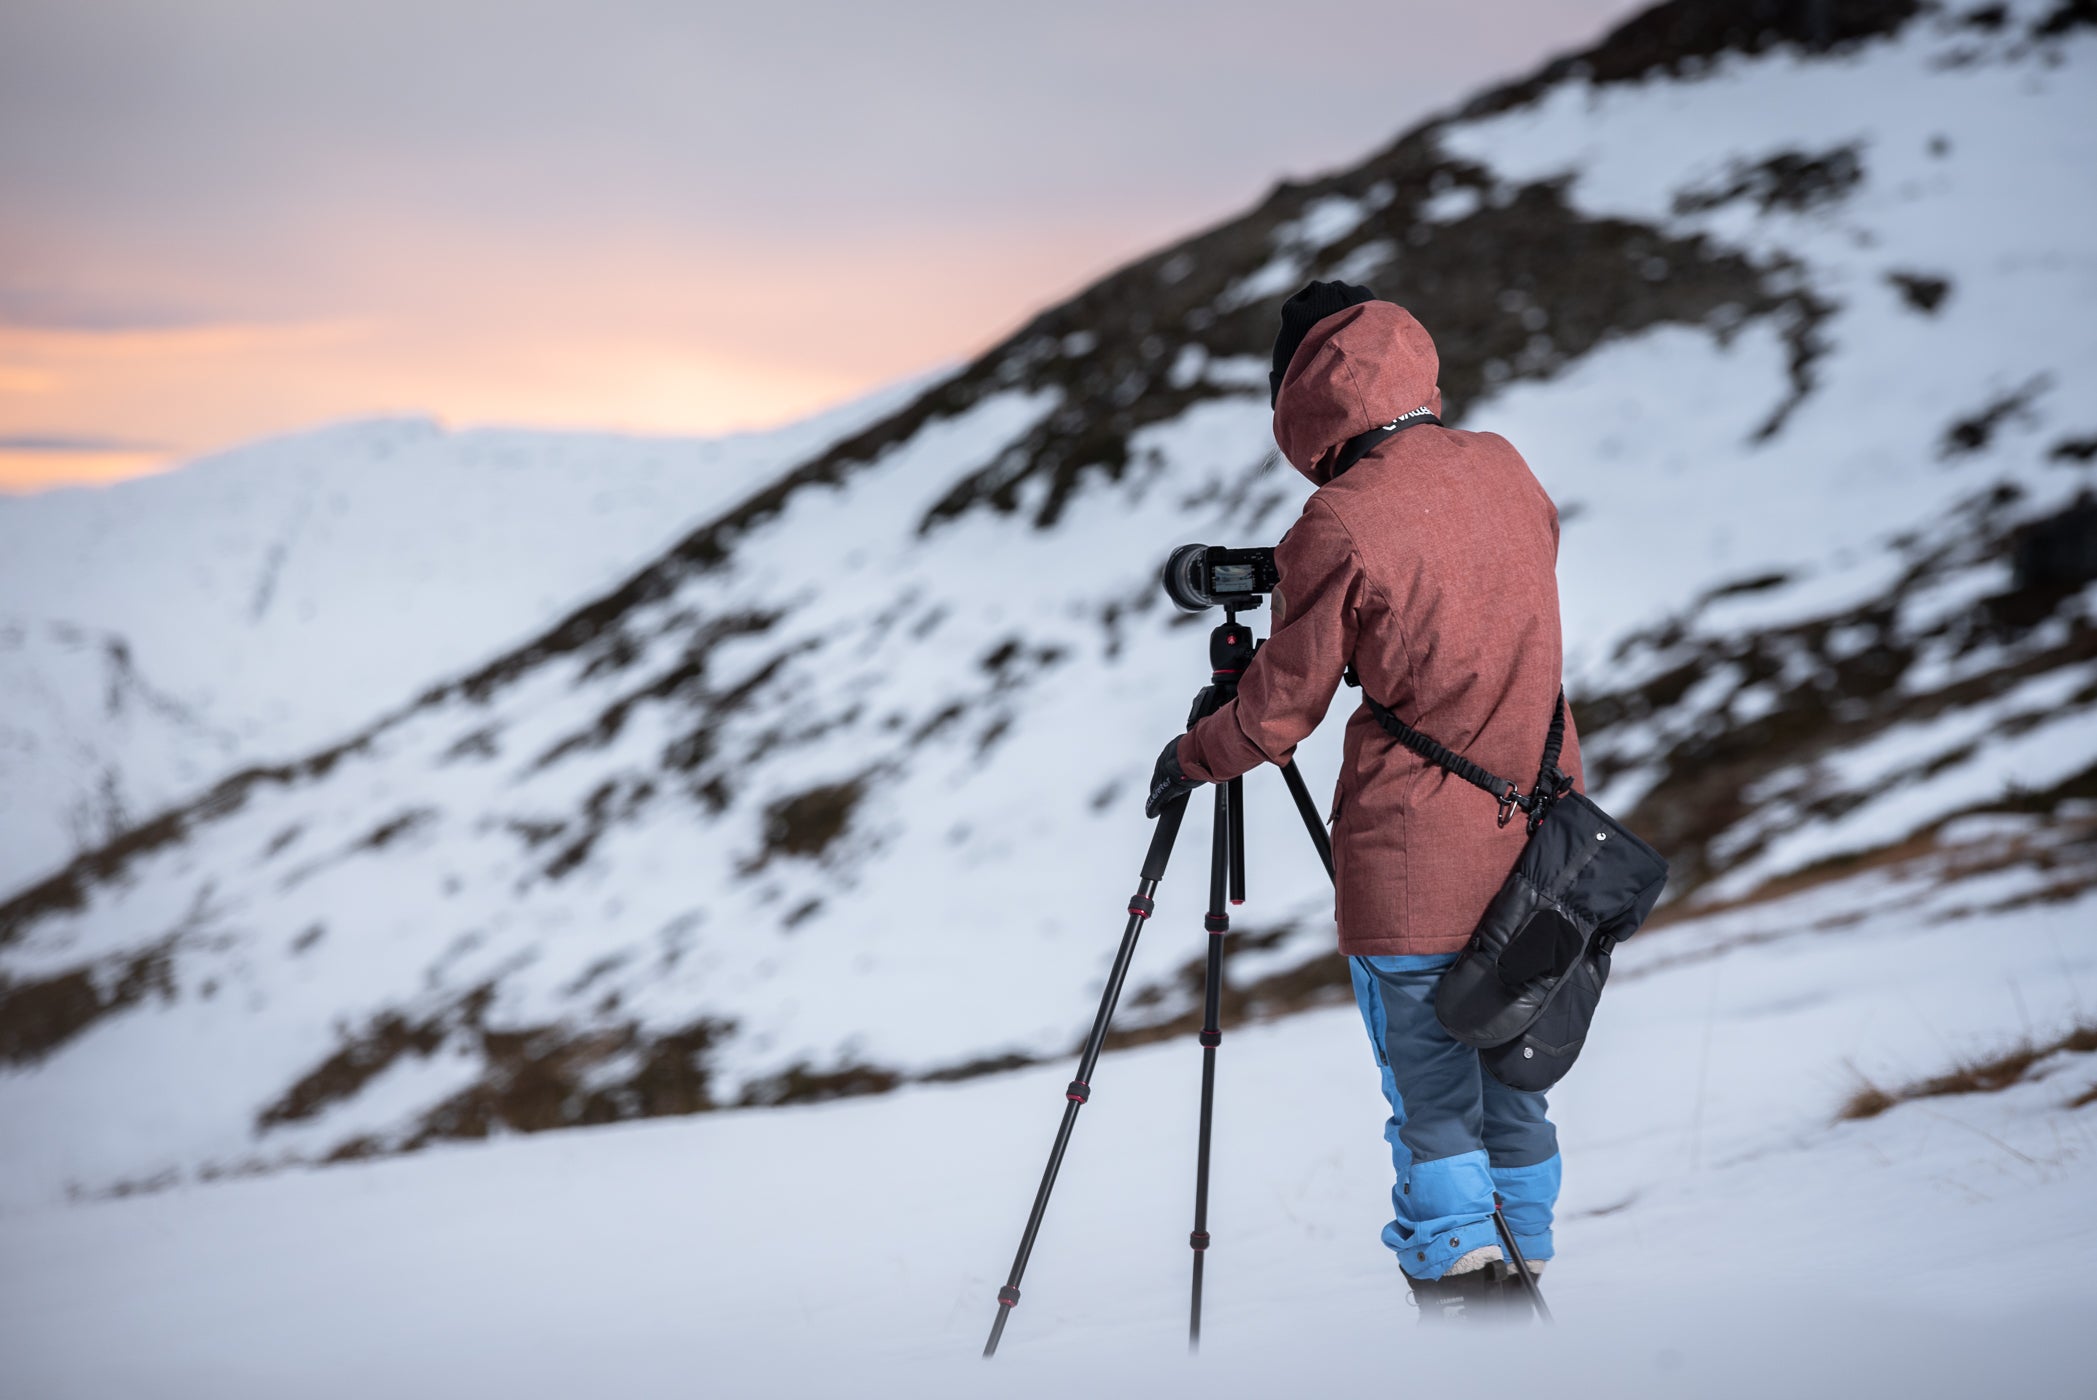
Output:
(0, 0), (1640, 492)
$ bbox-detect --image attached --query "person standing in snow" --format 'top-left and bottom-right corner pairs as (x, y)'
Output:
(1144, 280), (1580, 1322)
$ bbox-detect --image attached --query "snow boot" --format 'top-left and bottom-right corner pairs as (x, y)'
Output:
(1481, 1258), (1546, 1323)
(1407, 1246), (1503, 1324)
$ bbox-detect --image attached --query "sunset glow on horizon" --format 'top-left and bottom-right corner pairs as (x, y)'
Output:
(0, 208), (1206, 491)
(1, 0), (1640, 494)
(0, 233), (1123, 492)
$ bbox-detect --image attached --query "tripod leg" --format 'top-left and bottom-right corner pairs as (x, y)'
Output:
(1277, 759), (1335, 880)
(1227, 774), (1246, 906)
(1492, 1203), (1554, 1324)
(1188, 781), (1231, 1351)
(983, 795), (1193, 1358)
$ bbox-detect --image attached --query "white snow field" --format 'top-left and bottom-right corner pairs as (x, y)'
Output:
(2, 814), (2091, 1398)
(0, 381), (923, 893)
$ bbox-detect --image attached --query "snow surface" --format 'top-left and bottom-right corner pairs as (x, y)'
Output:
(2, 824), (2091, 1398)
(0, 380), (925, 892)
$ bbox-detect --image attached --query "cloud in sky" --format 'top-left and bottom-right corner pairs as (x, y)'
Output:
(0, 0), (1642, 491)
(0, 434), (166, 452)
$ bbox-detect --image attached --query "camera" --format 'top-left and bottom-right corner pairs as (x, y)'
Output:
(1161, 543), (1279, 613)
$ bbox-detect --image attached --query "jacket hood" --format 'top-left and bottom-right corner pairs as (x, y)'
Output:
(1272, 301), (1443, 484)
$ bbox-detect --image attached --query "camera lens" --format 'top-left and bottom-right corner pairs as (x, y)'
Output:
(1162, 543), (1214, 613)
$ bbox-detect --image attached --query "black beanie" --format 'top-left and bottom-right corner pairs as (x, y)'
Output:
(1269, 280), (1379, 407)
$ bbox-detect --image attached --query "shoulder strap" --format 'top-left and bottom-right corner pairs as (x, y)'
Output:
(1329, 407), (1441, 479)
(1539, 691), (1567, 784)
(1362, 689), (1568, 831)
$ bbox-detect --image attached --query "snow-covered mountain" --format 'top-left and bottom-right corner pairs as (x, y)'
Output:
(0, 387), (922, 893)
(2, 0), (2092, 1210)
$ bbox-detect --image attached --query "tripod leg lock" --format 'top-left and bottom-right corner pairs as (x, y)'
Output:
(997, 1286), (1021, 1308)
(1203, 913), (1228, 933)
(1127, 894), (1155, 919)
(1198, 1029), (1221, 1048)
(1065, 1080), (1091, 1103)
(1189, 1231), (1211, 1251)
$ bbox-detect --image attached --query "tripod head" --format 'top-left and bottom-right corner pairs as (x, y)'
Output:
(1210, 612), (1256, 684)
(1187, 614), (1258, 730)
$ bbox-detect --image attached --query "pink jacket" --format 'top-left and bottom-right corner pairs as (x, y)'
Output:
(1177, 302), (1581, 957)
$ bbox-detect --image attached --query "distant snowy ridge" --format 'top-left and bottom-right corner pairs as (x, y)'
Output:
(0, 0), (2091, 1207)
(0, 384), (926, 892)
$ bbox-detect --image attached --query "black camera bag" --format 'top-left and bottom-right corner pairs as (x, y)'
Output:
(1362, 690), (1668, 1092)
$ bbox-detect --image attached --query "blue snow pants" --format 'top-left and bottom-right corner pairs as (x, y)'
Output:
(1349, 953), (1561, 1279)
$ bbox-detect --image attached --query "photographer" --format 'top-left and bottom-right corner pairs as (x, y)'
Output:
(1146, 281), (1583, 1323)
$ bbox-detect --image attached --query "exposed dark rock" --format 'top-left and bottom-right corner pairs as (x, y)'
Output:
(1, 730), (381, 946)
(0, 937), (177, 1065)
(1842, 1020), (2097, 1120)
(1461, 0), (1923, 118)
(257, 987), (735, 1150)
(1674, 145), (1865, 217)
(1940, 379), (2049, 458)
(1887, 269), (1952, 313)
(917, 1051), (1043, 1084)
(441, 727), (502, 763)
(1102, 934), (1354, 1054)
(2013, 495), (2097, 591)
(2035, 0), (2097, 36)
(737, 1058), (904, 1107)
(360, 809), (435, 851)
(919, 169), (1821, 531)
(526, 610), (781, 773)
(257, 1007), (451, 1129)
(1706, 571), (1793, 601)
(749, 778), (868, 869)
(403, 1015), (733, 1146)
(562, 952), (631, 996)
(504, 818), (565, 850)
(1579, 488), (2097, 899)
(539, 775), (656, 882)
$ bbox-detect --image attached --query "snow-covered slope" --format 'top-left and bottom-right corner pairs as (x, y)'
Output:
(0, 387), (922, 892)
(1, 0), (2092, 1208)
(2, 820), (2091, 1395)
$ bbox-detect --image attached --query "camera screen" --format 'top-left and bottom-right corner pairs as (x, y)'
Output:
(1210, 563), (1258, 594)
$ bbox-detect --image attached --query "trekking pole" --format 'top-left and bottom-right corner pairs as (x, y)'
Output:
(1492, 1201), (1554, 1324)
(983, 792), (1193, 1358)
(1187, 777), (1235, 1351)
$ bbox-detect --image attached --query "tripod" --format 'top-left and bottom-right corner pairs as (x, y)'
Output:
(981, 612), (1334, 1357)
(980, 612), (1556, 1354)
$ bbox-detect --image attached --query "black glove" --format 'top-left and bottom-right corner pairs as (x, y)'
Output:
(1145, 736), (1202, 818)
